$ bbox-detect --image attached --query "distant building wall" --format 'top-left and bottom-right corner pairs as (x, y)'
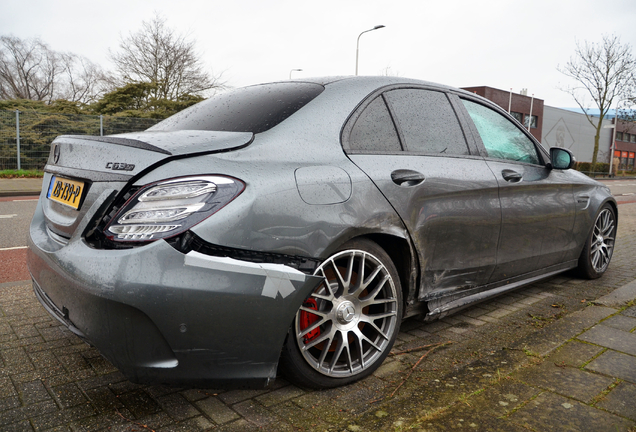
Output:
(541, 106), (613, 163)
(613, 120), (636, 170)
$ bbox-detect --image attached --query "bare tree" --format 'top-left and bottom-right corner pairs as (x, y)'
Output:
(559, 35), (636, 171)
(0, 36), (59, 102)
(58, 53), (108, 104)
(110, 14), (223, 100)
(380, 66), (401, 77)
(0, 35), (108, 104)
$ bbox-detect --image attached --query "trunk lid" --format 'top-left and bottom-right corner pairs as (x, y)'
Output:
(48, 130), (254, 177)
(41, 130), (253, 241)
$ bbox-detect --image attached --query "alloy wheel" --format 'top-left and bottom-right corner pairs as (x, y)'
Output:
(294, 249), (399, 377)
(590, 208), (615, 273)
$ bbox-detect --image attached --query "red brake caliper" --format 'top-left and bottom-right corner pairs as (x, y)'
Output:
(300, 298), (320, 342)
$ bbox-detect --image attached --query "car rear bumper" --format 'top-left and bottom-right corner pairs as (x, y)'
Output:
(27, 198), (323, 388)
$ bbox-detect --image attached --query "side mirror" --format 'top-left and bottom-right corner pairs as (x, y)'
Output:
(549, 147), (576, 170)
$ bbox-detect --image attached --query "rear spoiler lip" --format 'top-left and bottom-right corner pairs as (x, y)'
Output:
(54, 130), (255, 157)
(56, 135), (171, 155)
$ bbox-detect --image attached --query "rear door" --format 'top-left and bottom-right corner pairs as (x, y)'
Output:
(343, 87), (501, 300)
(458, 98), (576, 281)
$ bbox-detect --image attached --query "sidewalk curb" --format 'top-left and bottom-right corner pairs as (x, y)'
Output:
(593, 279), (636, 308)
(0, 191), (40, 197)
(0, 177), (44, 197)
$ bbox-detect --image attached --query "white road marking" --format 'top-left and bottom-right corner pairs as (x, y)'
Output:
(0, 214), (18, 219)
(0, 246), (27, 251)
(12, 199), (38, 202)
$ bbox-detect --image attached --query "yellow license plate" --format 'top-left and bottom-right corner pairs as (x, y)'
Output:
(47, 176), (85, 209)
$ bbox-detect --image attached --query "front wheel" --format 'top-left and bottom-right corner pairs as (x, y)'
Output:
(280, 239), (403, 389)
(577, 204), (616, 279)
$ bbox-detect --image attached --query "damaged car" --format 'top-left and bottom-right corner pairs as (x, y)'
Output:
(27, 76), (617, 389)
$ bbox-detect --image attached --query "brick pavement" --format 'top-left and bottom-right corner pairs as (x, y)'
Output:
(0, 203), (635, 431)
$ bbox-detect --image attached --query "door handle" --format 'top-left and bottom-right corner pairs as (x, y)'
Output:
(391, 169), (426, 186)
(501, 169), (522, 183)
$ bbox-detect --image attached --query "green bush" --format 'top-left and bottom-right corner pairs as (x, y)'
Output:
(574, 162), (610, 173)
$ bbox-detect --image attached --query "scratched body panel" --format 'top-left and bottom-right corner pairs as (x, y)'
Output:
(26, 76), (617, 388)
(28, 196), (323, 387)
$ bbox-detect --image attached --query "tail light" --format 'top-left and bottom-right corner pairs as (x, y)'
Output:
(104, 175), (244, 242)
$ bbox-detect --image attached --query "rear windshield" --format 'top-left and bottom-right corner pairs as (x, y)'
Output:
(148, 82), (324, 134)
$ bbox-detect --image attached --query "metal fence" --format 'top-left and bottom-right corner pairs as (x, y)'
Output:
(0, 110), (161, 171)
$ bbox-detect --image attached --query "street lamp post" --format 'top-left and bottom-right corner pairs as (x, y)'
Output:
(355, 25), (385, 76)
(289, 69), (303, 79)
(609, 117), (618, 177)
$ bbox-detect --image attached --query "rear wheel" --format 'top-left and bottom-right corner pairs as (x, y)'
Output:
(280, 239), (403, 388)
(577, 204), (616, 279)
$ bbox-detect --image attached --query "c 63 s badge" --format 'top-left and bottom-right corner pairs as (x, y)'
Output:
(106, 162), (135, 171)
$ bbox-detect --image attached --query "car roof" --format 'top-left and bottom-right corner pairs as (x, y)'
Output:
(244, 75), (457, 92)
(289, 75), (483, 100)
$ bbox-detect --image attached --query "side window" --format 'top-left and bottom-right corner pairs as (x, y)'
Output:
(384, 89), (469, 155)
(461, 99), (541, 165)
(349, 97), (401, 152)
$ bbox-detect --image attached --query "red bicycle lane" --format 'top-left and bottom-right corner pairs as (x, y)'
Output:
(0, 248), (30, 284)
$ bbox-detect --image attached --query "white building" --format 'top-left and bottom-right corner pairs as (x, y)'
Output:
(541, 106), (614, 164)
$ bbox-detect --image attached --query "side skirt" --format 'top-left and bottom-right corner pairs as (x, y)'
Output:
(422, 260), (578, 321)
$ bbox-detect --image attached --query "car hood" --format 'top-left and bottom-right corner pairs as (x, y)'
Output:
(47, 130), (254, 180)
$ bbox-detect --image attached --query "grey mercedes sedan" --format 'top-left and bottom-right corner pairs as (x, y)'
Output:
(27, 76), (616, 389)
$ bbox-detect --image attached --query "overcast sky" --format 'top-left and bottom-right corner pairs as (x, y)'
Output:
(2, 0), (635, 108)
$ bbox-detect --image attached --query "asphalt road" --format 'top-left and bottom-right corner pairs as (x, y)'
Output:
(603, 179), (636, 204)
(0, 196), (38, 249)
(1, 178), (635, 284)
(2, 178), (635, 248)
(0, 196), (38, 283)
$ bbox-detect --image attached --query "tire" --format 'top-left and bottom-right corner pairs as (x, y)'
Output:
(577, 204), (616, 279)
(280, 239), (403, 389)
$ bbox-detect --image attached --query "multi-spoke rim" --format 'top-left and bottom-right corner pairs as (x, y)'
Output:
(590, 208), (615, 273)
(294, 249), (398, 378)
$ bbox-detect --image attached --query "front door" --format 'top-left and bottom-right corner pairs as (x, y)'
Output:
(459, 98), (576, 281)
